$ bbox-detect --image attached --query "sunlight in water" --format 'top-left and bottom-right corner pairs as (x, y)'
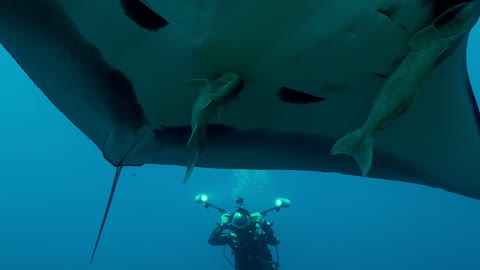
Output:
(231, 169), (269, 198)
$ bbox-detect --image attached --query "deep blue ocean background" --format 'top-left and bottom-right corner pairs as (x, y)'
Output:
(0, 21), (479, 270)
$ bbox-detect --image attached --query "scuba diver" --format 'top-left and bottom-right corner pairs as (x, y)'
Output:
(195, 195), (291, 270)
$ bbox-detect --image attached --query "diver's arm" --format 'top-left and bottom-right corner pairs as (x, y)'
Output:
(208, 224), (229, 246)
(260, 221), (280, 245)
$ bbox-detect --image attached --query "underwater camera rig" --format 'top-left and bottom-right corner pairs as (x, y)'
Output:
(194, 193), (291, 216)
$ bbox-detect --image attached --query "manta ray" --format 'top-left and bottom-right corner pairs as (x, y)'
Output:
(1, 0), (479, 263)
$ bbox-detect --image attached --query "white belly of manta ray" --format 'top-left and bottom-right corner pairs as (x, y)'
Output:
(144, 0), (432, 87)
(142, 0), (480, 180)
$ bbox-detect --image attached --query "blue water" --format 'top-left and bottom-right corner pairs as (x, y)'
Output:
(0, 22), (479, 270)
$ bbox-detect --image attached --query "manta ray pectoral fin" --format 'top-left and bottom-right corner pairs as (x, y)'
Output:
(183, 151), (201, 184)
(331, 130), (373, 177)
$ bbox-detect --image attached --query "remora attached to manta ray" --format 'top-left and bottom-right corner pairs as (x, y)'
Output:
(184, 72), (244, 183)
(331, 1), (480, 176)
(1, 0), (479, 264)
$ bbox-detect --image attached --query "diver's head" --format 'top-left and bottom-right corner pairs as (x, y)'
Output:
(230, 208), (252, 230)
(235, 197), (245, 208)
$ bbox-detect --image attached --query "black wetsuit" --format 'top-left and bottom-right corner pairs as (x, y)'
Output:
(208, 221), (280, 270)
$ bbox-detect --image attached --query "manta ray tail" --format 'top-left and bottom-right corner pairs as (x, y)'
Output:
(90, 166), (124, 264)
(184, 152), (201, 184)
(331, 130), (373, 177)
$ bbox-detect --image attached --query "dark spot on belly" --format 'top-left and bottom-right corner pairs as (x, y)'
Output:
(277, 87), (326, 104)
(120, 0), (169, 31)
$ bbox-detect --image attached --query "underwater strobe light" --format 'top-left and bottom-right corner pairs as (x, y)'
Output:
(194, 193), (227, 213)
(274, 198), (291, 208)
(195, 193), (209, 204)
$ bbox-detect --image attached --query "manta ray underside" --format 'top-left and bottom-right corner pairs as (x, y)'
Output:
(0, 0), (479, 263)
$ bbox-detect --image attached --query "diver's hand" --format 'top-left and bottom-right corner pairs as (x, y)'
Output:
(250, 212), (264, 224)
(220, 213), (231, 226)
